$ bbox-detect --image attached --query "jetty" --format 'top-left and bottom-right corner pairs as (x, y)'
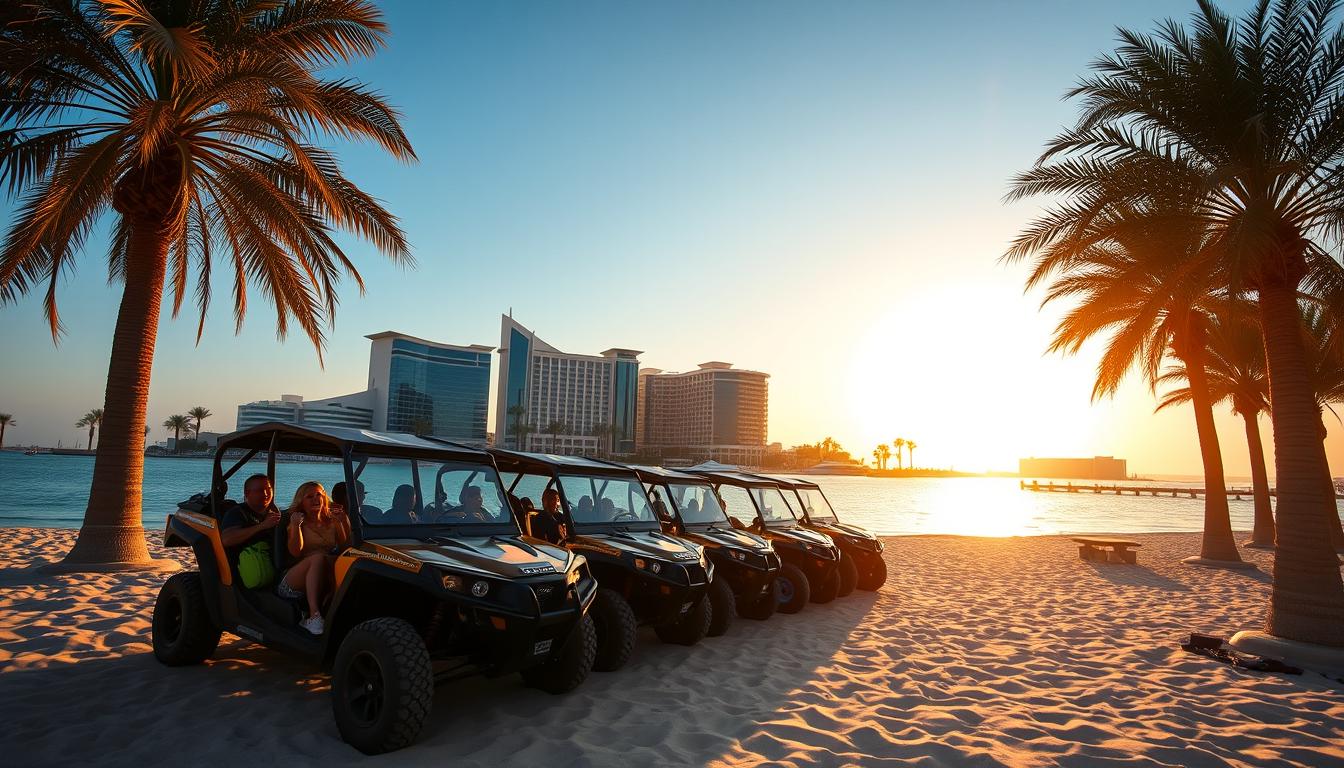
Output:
(1019, 480), (1344, 500)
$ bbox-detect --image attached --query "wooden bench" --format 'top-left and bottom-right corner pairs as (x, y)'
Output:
(1071, 537), (1141, 564)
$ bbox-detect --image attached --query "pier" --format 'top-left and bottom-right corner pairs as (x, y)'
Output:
(1019, 480), (1344, 500)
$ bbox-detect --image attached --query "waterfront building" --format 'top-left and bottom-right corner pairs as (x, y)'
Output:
(636, 362), (769, 465)
(234, 331), (493, 445)
(236, 392), (375, 431)
(366, 332), (493, 446)
(493, 315), (641, 454)
(1018, 456), (1128, 480)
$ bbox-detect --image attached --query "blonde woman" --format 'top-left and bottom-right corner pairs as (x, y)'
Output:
(277, 481), (351, 635)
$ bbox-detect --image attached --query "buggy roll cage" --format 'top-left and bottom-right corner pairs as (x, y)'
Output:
(487, 449), (661, 532)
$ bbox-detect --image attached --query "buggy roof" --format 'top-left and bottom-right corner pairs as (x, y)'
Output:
(689, 469), (782, 488)
(217, 422), (490, 462)
(626, 465), (713, 483)
(754, 474), (820, 490)
(488, 449), (636, 477)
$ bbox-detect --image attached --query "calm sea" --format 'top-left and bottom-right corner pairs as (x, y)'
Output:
(5, 451), (1337, 536)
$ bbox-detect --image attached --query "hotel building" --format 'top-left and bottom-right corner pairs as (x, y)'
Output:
(494, 315), (640, 454)
(636, 362), (769, 465)
(236, 331), (493, 446)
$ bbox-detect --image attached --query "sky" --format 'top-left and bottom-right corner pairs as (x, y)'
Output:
(2, 0), (1325, 477)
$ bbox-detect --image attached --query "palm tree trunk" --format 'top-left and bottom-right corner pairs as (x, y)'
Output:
(57, 220), (168, 568)
(1182, 349), (1241, 562)
(1, 422), (6, 449)
(1242, 412), (1275, 546)
(1259, 279), (1344, 646)
(1318, 417), (1344, 552)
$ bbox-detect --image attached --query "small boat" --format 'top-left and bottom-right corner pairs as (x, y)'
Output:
(23, 448), (38, 456)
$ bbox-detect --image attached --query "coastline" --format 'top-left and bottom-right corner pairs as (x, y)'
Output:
(3, 527), (1341, 766)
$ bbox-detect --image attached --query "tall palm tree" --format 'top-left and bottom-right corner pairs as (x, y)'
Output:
(187, 406), (211, 439)
(163, 414), (190, 451)
(1006, 0), (1344, 643)
(545, 420), (569, 454)
(1008, 196), (1243, 563)
(506, 403), (528, 450)
(876, 443), (891, 470)
(1157, 304), (1275, 546)
(76, 408), (104, 450)
(893, 438), (906, 470)
(1300, 303), (1344, 550)
(906, 440), (917, 470)
(0, 413), (14, 448)
(0, 1), (414, 570)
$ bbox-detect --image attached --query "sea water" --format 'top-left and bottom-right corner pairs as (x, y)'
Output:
(4, 451), (1334, 536)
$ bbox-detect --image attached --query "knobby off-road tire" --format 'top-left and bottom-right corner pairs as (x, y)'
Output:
(810, 564), (840, 604)
(521, 613), (597, 694)
(706, 576), (736, 637)
(152, 572), (221, 666)
(776, 563), (810, 614)
(738, 578), (779, 620)
(591, 587), (637, 672)
(837, 552), (859, 598)
(332, 617), (433, 755)
(654, 594), (711, 646)
(857, 556), (888, 592)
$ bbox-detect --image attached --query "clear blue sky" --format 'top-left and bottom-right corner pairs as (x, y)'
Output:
(6, 0), (1299, 476)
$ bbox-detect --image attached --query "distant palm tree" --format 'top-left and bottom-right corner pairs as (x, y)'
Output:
(0, 413), (13, 449)
(76, 409), (104, 451)
(507, 403), (529, 450)
(1006, 0), (1344, 643)
(1, 1), (414, 570)
(163, 415), (191, 452)
(906, 440), (917, 469)
(187, 406), (212, 439)
(546, 420), (569, 454)
(1157, 303), (1274, 546)
(590, 422), (611, 458)
(893, 438), (905, 470)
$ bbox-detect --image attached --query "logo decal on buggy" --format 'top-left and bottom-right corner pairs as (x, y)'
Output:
(672, 551), (697, 560)
(348, 546), (422, 573)
(520, 563), (556, 575)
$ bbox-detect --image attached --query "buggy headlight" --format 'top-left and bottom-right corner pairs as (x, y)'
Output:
(633, 557), (663, 574)
(807, 543), (834, 559)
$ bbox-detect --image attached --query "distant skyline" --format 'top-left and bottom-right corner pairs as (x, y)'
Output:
(4, 0), (1326, 476)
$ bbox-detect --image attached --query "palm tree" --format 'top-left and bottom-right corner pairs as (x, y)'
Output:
(1, 1), (414, 570)
(0, 413), (13, 449)
(163, 414), (190, 451)
(506, 403), (529, 450)
(1157, 304), (1275, 547)
(906, 440), (917, 470)
(1300, 304), (1344, 550)
(1009, 194), (1243, 564)
(1006, 0), (1344, 643)
(893, 438), (905, 470)
(187, 406), (212, 439)
(874, 443), (890, 470)
(76, 408), (104, 450)
(546, 420), (569, 454)
(590, 422), (611, 458)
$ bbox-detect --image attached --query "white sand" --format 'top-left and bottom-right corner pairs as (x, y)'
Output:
(1, 528), (1341, 767)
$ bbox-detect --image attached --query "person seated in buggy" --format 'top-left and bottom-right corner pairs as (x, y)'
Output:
(278, 481), (351, 636)
(220, 474), (281, 555)
(383, 484), (420, 524)
(437, 484), (491, 523)
(331, 480), (382, 524)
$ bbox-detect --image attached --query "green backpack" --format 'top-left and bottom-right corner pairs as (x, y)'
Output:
(238, 540), (275, 588)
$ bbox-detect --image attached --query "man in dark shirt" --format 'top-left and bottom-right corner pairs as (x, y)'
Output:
(221, 473), (281, 554)
(530, 488), (569, 544)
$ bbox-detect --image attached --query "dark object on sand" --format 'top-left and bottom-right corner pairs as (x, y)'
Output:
(1181, 633), (1303, 675)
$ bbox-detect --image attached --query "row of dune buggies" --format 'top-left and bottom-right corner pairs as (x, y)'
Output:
(152, 423), (888, 754)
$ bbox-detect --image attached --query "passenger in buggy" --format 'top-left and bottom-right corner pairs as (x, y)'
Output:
(278, 481), (351, 635)
(220, 474), (281, 555)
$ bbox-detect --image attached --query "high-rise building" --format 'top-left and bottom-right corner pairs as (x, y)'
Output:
(636, 362), (769, 465)
(494, 315), (641, 454)
(366, 332), (494, 446)
(235, 331), (493, 445)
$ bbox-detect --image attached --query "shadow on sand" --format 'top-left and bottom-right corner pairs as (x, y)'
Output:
(1084, 561), (1191, 591)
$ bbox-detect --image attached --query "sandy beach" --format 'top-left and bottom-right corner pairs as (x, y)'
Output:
(1, 527), (1341, 767)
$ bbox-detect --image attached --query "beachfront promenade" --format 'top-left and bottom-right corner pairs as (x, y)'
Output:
(1, 527), (1340, 766)
(1020, 480), (1344, 500)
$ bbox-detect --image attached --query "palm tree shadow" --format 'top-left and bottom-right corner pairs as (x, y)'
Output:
(1084, 561), (1191, 591)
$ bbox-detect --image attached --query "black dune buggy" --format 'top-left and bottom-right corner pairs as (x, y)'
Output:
(763, 474), (887, 592)
(153, 423), (598, 754)
(689, 469), (841, 613)
(488, 449), (714, 672)
(628, 464), (782, 630)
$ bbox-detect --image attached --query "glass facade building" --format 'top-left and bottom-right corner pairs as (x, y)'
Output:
(383, 338), (491, 442)
(494, 315), (642, 455)
(636, 362), (769, 465)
